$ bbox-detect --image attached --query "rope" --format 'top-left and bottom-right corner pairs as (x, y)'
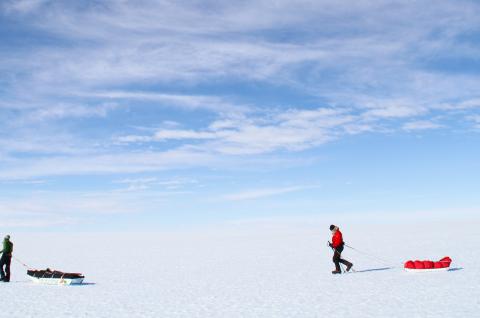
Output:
(13, 256), (32, 269)
(344, 244), (400, 267)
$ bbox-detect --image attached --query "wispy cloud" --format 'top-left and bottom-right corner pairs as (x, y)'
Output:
(0, 149), (217, 180)
(117, 107), (359, 155)
(223, 185), (311, 201)
(363, 103), (427, 119)
(24, 102), (118, 122)
(78, 91), (249, 113)
(117, 129), (219, 144)
(402, 120), (443, 131)
(2, 1), (479, 108)
(1, 0), (48, 14)
(466, 115), (480, 129)
(2, 1), (479, 125)
(435, 98), (480, 111)
(0, 179), (47, 185)
(114, 176), (198, 192)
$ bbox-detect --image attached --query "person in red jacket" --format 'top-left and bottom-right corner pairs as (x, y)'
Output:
(329, 225), (353, 274)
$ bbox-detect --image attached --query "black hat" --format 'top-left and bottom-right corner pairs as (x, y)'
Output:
(329, 225), (335, 231)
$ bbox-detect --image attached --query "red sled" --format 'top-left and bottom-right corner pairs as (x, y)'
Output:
(404, 257), (452, 272)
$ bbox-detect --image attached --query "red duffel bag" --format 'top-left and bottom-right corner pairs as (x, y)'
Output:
(414, 260), (425, 269)
(439, 257), (452, 267)
(404, 260), (415, 269)
(423, 261), (434, 269)
(434, 262), (445, 268)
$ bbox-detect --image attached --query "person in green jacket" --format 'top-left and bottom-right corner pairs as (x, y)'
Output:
(0, 235), (13, 282)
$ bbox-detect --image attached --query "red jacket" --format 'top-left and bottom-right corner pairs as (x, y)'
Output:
(332, 230), (344, 248)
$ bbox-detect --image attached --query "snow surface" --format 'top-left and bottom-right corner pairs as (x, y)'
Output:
(2, 217), (479, 317)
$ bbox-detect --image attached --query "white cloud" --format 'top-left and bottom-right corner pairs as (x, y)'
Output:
(437, 98), (480, 110)
(361, 100), (427, 119)
(25, 102), (118, 122)
(114, 177), (158, 191)
(159, 130), (216, 141)
(466, 115), (480, 129)
(2, 0), (48, 13)
(364, 106), (422, 119)
(114, 176), (198, 192)
(79, 91), (249, 113)
(223, 186), (309, 201)
(2, 0), (478, 106)
(402, 120), (443, 131)
(117, 107), (357, 155)
(0, 131), (91, 156)
(117, 129), (220, 144)
(0, 148), (217, 180)
(0, 179), (47, 185)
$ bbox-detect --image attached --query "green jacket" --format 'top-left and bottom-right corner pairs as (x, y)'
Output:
(0, 239), (13, 255)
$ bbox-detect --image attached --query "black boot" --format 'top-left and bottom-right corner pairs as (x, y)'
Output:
(346, 263), (353, 272)
(331, 270), (341, 274)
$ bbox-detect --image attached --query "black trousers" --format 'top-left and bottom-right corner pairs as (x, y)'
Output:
(0, 253), (11, 282)
(332, 245), (352, 271)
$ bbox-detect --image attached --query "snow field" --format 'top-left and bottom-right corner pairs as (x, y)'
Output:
(1, 217), (479, 317)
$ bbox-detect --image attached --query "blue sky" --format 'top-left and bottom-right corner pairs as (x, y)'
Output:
(0, 0), (479, 230)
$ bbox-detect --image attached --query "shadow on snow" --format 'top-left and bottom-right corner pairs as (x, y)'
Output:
(353, 267), (393, 273)
(71, 282), (96, 286)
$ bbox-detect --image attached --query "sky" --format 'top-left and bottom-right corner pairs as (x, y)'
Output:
(0, 0), (479, 231)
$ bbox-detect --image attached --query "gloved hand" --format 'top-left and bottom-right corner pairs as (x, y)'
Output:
(328, 242), (333, 248)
